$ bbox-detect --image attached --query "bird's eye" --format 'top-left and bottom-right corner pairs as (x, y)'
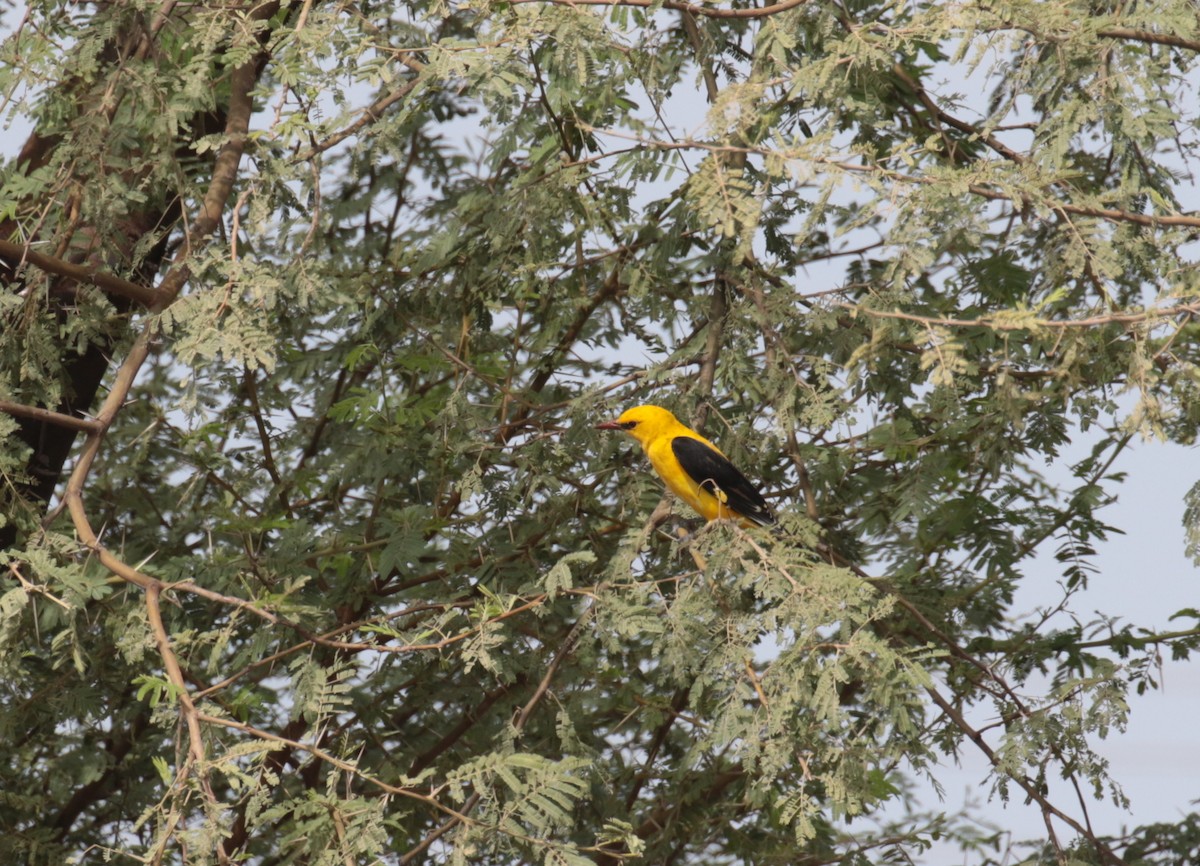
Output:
(621, 421), (637, 430)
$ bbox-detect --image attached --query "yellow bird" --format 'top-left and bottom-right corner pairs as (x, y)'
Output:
(596, 405), (775, 527)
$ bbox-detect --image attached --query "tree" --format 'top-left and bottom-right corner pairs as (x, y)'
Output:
(2, 0), (1199, 862)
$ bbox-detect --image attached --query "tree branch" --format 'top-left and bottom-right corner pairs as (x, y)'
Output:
(1096, 27), (1200, 52)
(152, 45), (261, 308)
(511, 0), (811, 18)
(0, 400), (101, 434)
(0, 239), (161, 307)
(925, 683), (1125, 866)
(293, 75), (424, 162)
(837, 300), (1200, 332)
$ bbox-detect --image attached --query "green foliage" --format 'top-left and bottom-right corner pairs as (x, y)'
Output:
(1, 0), (1199, 863)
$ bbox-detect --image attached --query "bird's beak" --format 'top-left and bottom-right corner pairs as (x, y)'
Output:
(594, 420), (623, 430)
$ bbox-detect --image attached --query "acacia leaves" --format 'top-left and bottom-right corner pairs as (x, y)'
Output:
(2, 0), (1199, 863)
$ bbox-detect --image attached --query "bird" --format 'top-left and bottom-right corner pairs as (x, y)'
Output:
(595, 404), (775, 528)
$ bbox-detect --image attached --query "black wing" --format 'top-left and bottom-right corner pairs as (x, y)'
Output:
(671, 436), (775, 526)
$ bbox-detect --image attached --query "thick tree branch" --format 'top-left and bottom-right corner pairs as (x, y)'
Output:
(511, 0), (811, 18)
(0, 400), (101, 434)
(1097, 27), (1199, 52)
(0, 239), (161, 307)
(152, 51), (260, 308)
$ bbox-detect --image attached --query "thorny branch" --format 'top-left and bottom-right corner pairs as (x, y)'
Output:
(45, 17), (267, 862)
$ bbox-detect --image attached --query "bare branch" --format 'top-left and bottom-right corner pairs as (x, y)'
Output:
(1097, 27), (1200, 52)
(0, 239), (161, 307)
(0, 400), (102, 434)
(509, 0), (812, 20)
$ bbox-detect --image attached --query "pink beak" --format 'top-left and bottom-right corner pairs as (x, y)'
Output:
(594, 420), (623, 430)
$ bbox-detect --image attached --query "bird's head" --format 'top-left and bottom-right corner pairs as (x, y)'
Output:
(595, 404), (680, 446)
